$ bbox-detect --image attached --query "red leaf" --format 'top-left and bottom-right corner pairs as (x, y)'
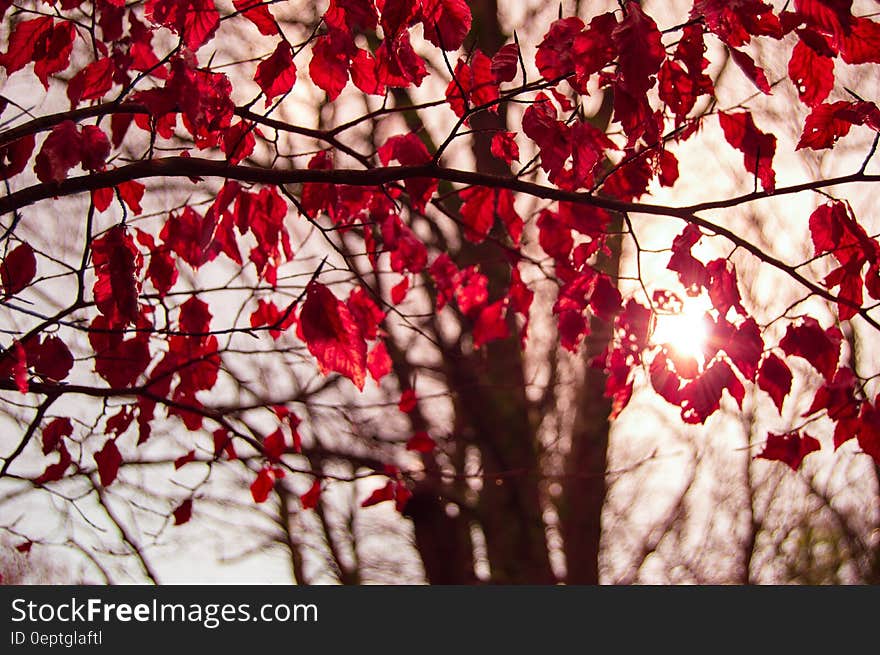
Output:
(309, 34), (350, 101)
(444, 52), (499, 119)
(250, 466), (277, 503)
(570, 122), (616, 189)
(118, 181), (145, 215)
(406, 431), (437, 453)
(662, 61), (699, 122)
(490, 132), (519, 164)
(667, 224), (707, 294)
(459, 186), (497, 243)
(391, 277), (409, 304)
(91, 225), (142, 327)
(692, 0), (782, 47)
(346, 287), (385, 340)
(350, 48), (385, 95)
(7, 340), (29, 393)
(467, 51), (499, 109)
(92, 187), (114, 212)
(491, 43), (519, 82)
(222, 120), (256, 165)
(367, 340), (393, 382)
(173, 450), (196, 470)
(377, 133), (436, 213)
(429, 253), (458, 311)
(612, 2), (664, 97)
(35, 443), (72, 484)
(233, 0), (278, 35)
(793, 0), (851, 36)
(360, 480), (395, 507)
(79, 125), (110, 170)
(706, 259), (745, 317)
(106, 407), (135, 439)
(836, 16), (880, 65)
(34, 21), (77, 88)
(421, 0), (472, 51)
(255, 41), (297, 107)
(145, 0), (220, 51)
(41, 417), (72, 455)
(0, 16), (54, 76)
(250, 299), (295, 339)
(571, 13), (617, 88)
(805, 367), (859, 431)
(659, 24), (713, 123)
(453, 266), (488, 317)
(331, 0), (378, 33)
(300, 479), (321, 510)
(718, 111), (776, 192)
(496, 189), (522, 245)
(398, 389), (417, 413)
(858, 401), (880, 464)
(537, 208), (573, 262)
(798, 103), (851, 151)
(179, 297), (212, 334)
(129, 42), (165, 77)
(144, 246), (177, 297)
(590, 275), (622, 322)
(757, 431), (821, 470)
(15, 541), (33, 554)
(719, 318), (762, 382)
(213, 428), (237, 460)
(380, 0), (418, 38)
(1, 243), (37, 297)
(797, 101), (880, 150)
(536, 17), (584, 82)
(728, 48), (771, 94)
(788, 38), (834, 107)
(300, 281), (367, 390)
(824, 263), (863, 321)
(94, 439), (122, 486)
(173, 499), (193, 525)
(375, 29), (427, 87)
(394, 481), (412, 512)
(809, 200), (872, 269)
(758, 353), (793, 413)
(509, 266), (533, 342)
(27, 335), (74, 381)
(680, 359), (745, 424)
(89, 316), (152, 388)
(473, 300), (509, 349)
(67, 58), (114, 108)
(522, 95), (570, 182)
(779, 317), (841, 380)
(0, 134), (36, 181)
(34, 120), (82, 183)
(263, 428), (286, 461)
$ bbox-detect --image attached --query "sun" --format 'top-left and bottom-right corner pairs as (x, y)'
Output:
(650, 294), (710, 362)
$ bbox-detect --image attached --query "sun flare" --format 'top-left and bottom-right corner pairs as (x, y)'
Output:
(650, 296), (710, 362)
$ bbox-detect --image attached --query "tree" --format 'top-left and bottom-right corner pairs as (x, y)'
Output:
(0, 0), (879, 584)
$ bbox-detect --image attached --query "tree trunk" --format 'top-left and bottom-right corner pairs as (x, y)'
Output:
(557, 214), (620, 584)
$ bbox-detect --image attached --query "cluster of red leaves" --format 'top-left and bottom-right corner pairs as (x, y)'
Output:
(809, 200), (880, 321)
(361, 465), (413, 512)
(305, 0), (471, 101)
(4, 0), (880, 522)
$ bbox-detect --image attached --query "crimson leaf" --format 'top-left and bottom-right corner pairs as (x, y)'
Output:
(300, 281), (367, 390)
(757, 432), (821, 470)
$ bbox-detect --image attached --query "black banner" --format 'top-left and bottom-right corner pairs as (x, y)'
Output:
(1, 585), (876, 651)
